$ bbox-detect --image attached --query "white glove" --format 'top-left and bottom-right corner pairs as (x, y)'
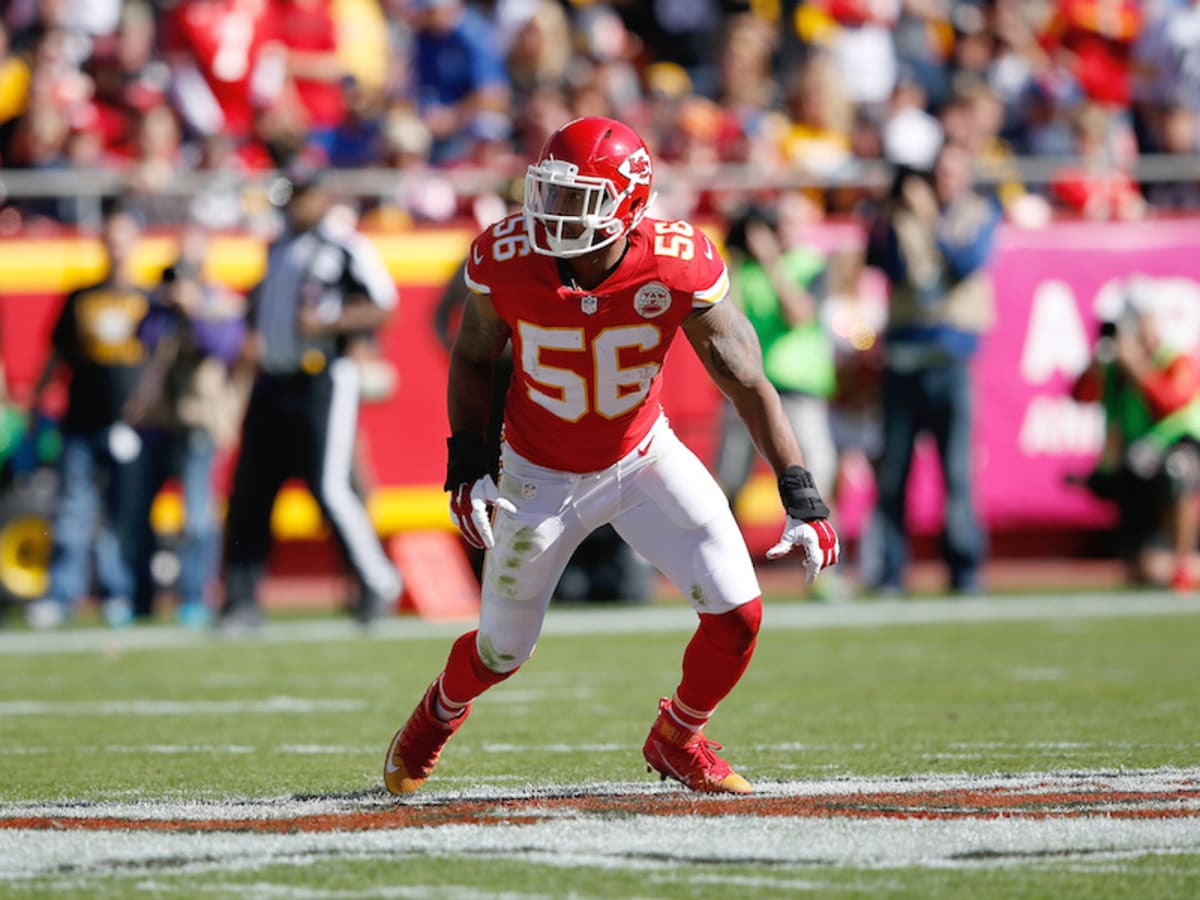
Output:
(766, 516), (840, 583)
(449, 476), (516, 550)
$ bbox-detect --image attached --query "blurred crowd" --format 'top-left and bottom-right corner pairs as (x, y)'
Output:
(0, 0), (1198, 233)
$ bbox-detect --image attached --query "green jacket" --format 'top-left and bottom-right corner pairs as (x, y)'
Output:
(1105, 347), (1200, 450)
(730, 247), (835, 398)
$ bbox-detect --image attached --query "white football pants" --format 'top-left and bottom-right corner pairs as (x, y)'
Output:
(475, 415), (762, 674)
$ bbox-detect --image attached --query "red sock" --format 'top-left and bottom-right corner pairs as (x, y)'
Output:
(671, 598), (762, 730)
(438, 629), (517, 713)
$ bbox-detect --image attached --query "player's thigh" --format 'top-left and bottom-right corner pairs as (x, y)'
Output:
(616, 436), (760, 614)
(478, 454), (592, 659)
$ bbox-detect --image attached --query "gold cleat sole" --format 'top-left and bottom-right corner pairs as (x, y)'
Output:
(383, 729), (426, 795)
(646, 763), (753, 795)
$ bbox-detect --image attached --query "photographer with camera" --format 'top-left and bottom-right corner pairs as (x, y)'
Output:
(1070, 300), (1200, 592)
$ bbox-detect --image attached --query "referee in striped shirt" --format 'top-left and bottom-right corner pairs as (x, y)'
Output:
(220, 166), (402, 630)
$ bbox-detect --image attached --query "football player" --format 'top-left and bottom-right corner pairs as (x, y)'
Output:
(384, 116), (840, 796)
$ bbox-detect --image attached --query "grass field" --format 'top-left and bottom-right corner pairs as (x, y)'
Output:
(2, 590), (1200, 898)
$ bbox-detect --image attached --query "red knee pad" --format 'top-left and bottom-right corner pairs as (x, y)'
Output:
(697, 597), (762, 656)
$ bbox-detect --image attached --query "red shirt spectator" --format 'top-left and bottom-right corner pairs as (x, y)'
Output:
(1043, 0), (1142, 108)
(1050, 102), (1145, 220)
(164, 0), (282, 138)
(275, 0), (345, 132)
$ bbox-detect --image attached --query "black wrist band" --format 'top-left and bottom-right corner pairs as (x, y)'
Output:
(444, 432), (488, 490)
(778, 464), (830, 521)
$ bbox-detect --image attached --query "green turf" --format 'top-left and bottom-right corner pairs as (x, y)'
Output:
(2, 597), (1200, 897)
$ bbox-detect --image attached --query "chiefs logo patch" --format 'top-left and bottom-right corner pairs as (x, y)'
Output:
(618, 148), (653, 186)
(634, 282), (671, 319)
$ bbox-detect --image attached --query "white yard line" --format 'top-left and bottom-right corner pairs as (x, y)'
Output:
(0, 697), (367, 716)
(1, 591), (1197, 656)
(2, 818), (1196, 877)
(1, 771), (1196, 885)
(1, 791), (1199, 884)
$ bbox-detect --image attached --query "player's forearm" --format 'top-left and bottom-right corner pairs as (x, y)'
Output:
(447, 352), (495, 437)
(729, 382), (806, 477)
(343, 302), (390, 333)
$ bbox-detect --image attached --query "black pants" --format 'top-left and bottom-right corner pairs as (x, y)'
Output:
(222, 359), (398, 612)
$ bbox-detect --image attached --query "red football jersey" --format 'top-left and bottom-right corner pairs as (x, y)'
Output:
(464, 214), (729, 473)
(166, 0), (279, 138)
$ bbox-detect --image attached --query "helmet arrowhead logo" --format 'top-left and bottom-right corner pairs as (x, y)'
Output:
(618, 148), (652, 186)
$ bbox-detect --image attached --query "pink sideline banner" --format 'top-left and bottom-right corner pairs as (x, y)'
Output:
(892, 217), (1200, 537)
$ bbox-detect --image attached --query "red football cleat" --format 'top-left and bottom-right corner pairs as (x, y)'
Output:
(642, 697), (751, 795)
(1170, 565), (1197, 595)
(384, 681), (470, 794)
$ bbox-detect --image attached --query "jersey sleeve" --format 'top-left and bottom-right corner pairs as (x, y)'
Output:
(690, 229), (730, 309)
(462, 231), (494, 296)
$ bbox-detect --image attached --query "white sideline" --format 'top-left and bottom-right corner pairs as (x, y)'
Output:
(1, 590), (1197, 656)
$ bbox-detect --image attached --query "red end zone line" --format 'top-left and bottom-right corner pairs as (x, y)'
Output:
(4, 788), (1200, 833)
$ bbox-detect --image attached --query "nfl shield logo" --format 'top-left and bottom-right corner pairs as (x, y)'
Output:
(580, 295), (598, 315)
(521, 481), (537, 499)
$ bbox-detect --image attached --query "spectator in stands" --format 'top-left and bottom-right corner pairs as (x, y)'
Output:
(1044, 0), (1142, 113)
(1050, 102), (1145, 221)
(564, 4), (642, 123)
(123, 223), (250, 626)
(126, 102), (189, 224)
(330, 0), (389, 97)
(1134, 1), (1200, 166)
(712, 13), (779, 168)
(85, 0), (166, 160)
(162, 0), (284, 141)
(779, 52), (854, 191)
(946, 1), (997, 91)
(940, 79), (1034, 220)
(881, 73), (943, 172)
(796, 0), (899, 113)
(277, 0), (347, 157)
(512, 83), (571, 160)
(615, 0), (723, 99)
(1145, 104), (1200, 209)
(24, 202), (151, 629)
(1070, 297), (1200, 593)
(410, 0), (510, 164)
(865, 143), (999, 597)
(654, 94), (726, 219)
(505, 0), (571, 106)
(380, 109), (461, 225)
(322, 76), (384, 168)
(114, 1), (168, 105)
(0, 21), (32, 147)
(891, 0), (954, 111)
(715, 201), (840, 599)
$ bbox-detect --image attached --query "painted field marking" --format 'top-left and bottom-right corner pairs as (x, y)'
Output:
(1, 771), (1200, 881)
(0, 697), (367, 716)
